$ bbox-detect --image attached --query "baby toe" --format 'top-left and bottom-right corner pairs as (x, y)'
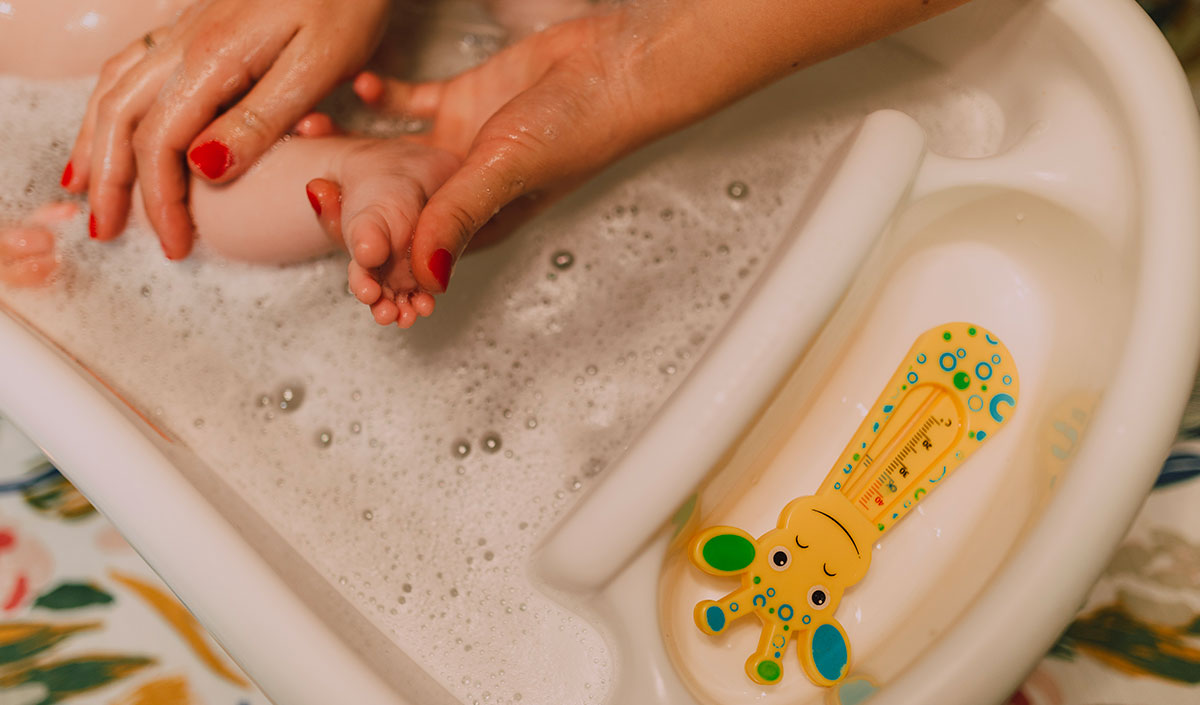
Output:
(411, 291), (436, 317)
(293, 113), (339, 138)
(348, 261), (383, 305)
(371, 297), (400, 326)
(353, 72), (386, 105)
(396, 298), (418, 329)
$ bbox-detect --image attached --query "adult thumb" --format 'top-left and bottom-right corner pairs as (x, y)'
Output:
(409, 139), (552, 293)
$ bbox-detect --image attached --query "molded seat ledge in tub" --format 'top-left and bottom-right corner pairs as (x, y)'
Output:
(0, 1), (1198, 704)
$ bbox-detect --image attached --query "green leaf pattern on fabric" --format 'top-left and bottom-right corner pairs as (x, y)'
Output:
(0, 655), (156, 705)
(0, 623), (100, 666)
(21, 471), (95, 521)
(33, 583), (115, 611)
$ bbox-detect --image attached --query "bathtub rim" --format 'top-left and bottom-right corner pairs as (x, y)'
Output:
(857, 0), (1200, 703)
(0, 309), (414, 705)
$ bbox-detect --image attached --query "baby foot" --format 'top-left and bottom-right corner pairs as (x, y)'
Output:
(347, 14), (649, 300)
(306, 138), (459, 329)
(0, 202), (74, 287)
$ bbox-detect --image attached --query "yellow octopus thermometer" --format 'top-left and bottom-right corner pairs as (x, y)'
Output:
(688, 323), (1019, 687)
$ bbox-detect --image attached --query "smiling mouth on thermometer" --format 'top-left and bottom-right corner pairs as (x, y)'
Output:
(687, 322), (1020, 687)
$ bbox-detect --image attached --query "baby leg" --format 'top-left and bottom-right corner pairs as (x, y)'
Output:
(188, 137), (348, 265)
(186, 135), (459, 328)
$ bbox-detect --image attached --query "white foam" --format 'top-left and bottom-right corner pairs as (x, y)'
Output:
(0, 40), (1004, 705)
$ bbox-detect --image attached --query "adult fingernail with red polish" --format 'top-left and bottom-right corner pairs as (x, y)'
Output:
(88, 214), (97, 239)
(306, 186), (321, 216)
(60, 162), (73, 188)
(188, 140), (233, 180)
(429, 249), (453, 292)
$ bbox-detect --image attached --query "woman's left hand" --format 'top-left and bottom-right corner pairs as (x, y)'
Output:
(63, 0), (391, 259)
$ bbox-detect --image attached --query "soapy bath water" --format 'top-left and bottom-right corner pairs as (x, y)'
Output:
(0, 42), (1004, 705)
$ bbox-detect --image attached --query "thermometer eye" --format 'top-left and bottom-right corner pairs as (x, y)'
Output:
(807, 585), (830, 610)
(768, 546), (791, 571)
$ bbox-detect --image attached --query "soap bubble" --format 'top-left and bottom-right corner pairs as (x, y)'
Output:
(551, 251), (575, 270)
(278, 383), (304, 412)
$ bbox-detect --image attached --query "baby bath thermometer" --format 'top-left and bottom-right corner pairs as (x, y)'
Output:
(688, 322), (1019, 687)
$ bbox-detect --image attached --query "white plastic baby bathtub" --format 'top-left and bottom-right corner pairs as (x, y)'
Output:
(1, 0), (1199, 704)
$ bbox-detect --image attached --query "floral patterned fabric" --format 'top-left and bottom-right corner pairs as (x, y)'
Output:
(0, 419), (266, 705)
(1003, 3), (1200, 702)
(1139, 0), (1200, 63)
(1010, 443), (1200, 703)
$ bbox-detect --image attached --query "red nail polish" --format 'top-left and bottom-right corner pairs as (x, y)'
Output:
(189, 140), (233, 180)
(306, 186), (322, 216)
(60, 162), (73, 188)
(429, 248), (453, 292)
(88, 213), (97, 239)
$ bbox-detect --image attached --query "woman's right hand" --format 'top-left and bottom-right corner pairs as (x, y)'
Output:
(63, 0), (391, 260)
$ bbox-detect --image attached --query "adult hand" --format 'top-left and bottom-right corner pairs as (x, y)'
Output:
(63, 0), (390, 259)
(339, 12), (657, 294)
(326, 0), (971, 295)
